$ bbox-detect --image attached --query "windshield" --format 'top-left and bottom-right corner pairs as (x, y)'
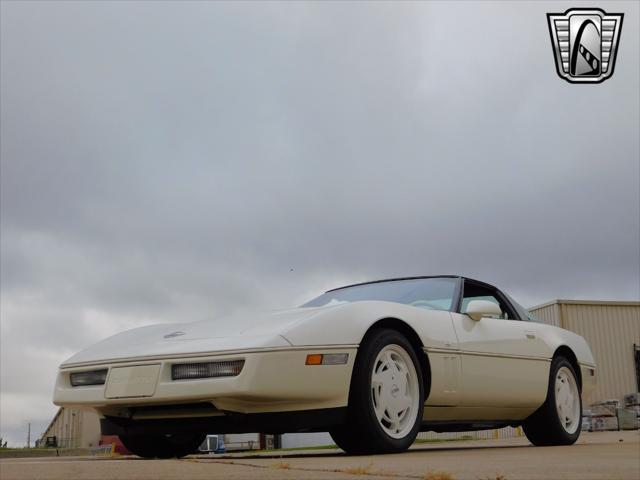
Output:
(302, 277), (458, 311)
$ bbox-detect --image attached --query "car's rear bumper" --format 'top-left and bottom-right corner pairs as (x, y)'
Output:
(53, 347), (356, 415)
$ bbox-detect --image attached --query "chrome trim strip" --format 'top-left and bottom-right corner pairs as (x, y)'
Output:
(424, 347), (459, 355)
(424, 347), (551, 362)
(460, 350), (551, 362)
(60, 345), (359, 370)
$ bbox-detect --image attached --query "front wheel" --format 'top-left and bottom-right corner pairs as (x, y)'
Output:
(330, 329), (424, 454)
(523, 356), (582, 446)
(120, 432), (206, 459)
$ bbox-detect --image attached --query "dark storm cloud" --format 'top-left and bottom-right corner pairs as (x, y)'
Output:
(1, 1), (638, 445)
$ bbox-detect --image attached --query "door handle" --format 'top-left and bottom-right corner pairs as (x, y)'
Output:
(525, 331), (536, 339)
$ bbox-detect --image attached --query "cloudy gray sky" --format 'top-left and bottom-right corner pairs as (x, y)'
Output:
(1, 1), (638, 446)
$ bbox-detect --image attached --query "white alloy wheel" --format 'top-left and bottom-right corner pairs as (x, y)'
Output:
(554, 366), (580, 434)
(370, 344), (420, 439)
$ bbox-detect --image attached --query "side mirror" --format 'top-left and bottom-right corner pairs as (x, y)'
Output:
(465, 300), (502, 321)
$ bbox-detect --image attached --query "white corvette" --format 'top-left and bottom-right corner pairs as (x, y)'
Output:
(54, 276), (596, 458)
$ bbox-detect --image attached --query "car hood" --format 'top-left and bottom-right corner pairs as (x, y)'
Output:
(60, 304), (344, 367)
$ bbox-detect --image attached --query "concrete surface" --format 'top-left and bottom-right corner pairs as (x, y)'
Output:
(1, 431), (638, 480)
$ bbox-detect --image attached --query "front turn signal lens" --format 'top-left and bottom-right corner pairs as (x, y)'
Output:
(305, 354), (323, 365)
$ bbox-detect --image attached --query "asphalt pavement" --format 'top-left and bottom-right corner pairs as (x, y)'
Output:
(1, 431), (638, 480)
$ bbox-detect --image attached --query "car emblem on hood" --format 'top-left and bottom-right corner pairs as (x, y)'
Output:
(163, 331), (186, 339)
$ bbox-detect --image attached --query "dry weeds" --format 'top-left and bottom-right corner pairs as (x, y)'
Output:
(341, 463), (373, 475)
(423, 471), (455, 480)
(271, 459), (291, 469)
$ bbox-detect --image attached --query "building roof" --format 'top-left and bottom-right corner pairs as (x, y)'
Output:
(529, 299), (640, 310)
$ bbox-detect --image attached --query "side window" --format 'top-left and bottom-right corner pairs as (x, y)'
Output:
(461, 282), (517, 320)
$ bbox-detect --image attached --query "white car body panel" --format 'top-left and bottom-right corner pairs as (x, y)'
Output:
(61, 307), (327, 367)
(451, 315), (550, 408)
(55, 348), (356, 414)
(53, 277), (597, 429)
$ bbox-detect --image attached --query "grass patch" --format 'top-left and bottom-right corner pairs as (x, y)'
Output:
(246, 436), (474, 455)
(0, 448), (91, 459)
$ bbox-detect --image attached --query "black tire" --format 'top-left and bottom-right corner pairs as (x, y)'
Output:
(523, 356), (582, 446)
(120, 433), (206, 459)
(330, 328), (425, 455)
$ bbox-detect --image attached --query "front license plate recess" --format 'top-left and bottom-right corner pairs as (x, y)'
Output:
(105, 365), (160, 399)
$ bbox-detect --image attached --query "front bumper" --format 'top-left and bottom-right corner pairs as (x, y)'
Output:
(54, 347), (356, 415)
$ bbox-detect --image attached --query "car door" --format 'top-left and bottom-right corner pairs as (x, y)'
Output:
(451, 280), (550, 409)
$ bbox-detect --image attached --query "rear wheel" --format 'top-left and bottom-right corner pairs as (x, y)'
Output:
(120, 432), (206, 459)
(330, 329), (424, 454)
(523, 356), (582, 446)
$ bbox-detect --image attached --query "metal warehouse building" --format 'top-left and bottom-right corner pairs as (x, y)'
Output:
(39, 407), (101, 449)
(530, 300), (640, 404)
